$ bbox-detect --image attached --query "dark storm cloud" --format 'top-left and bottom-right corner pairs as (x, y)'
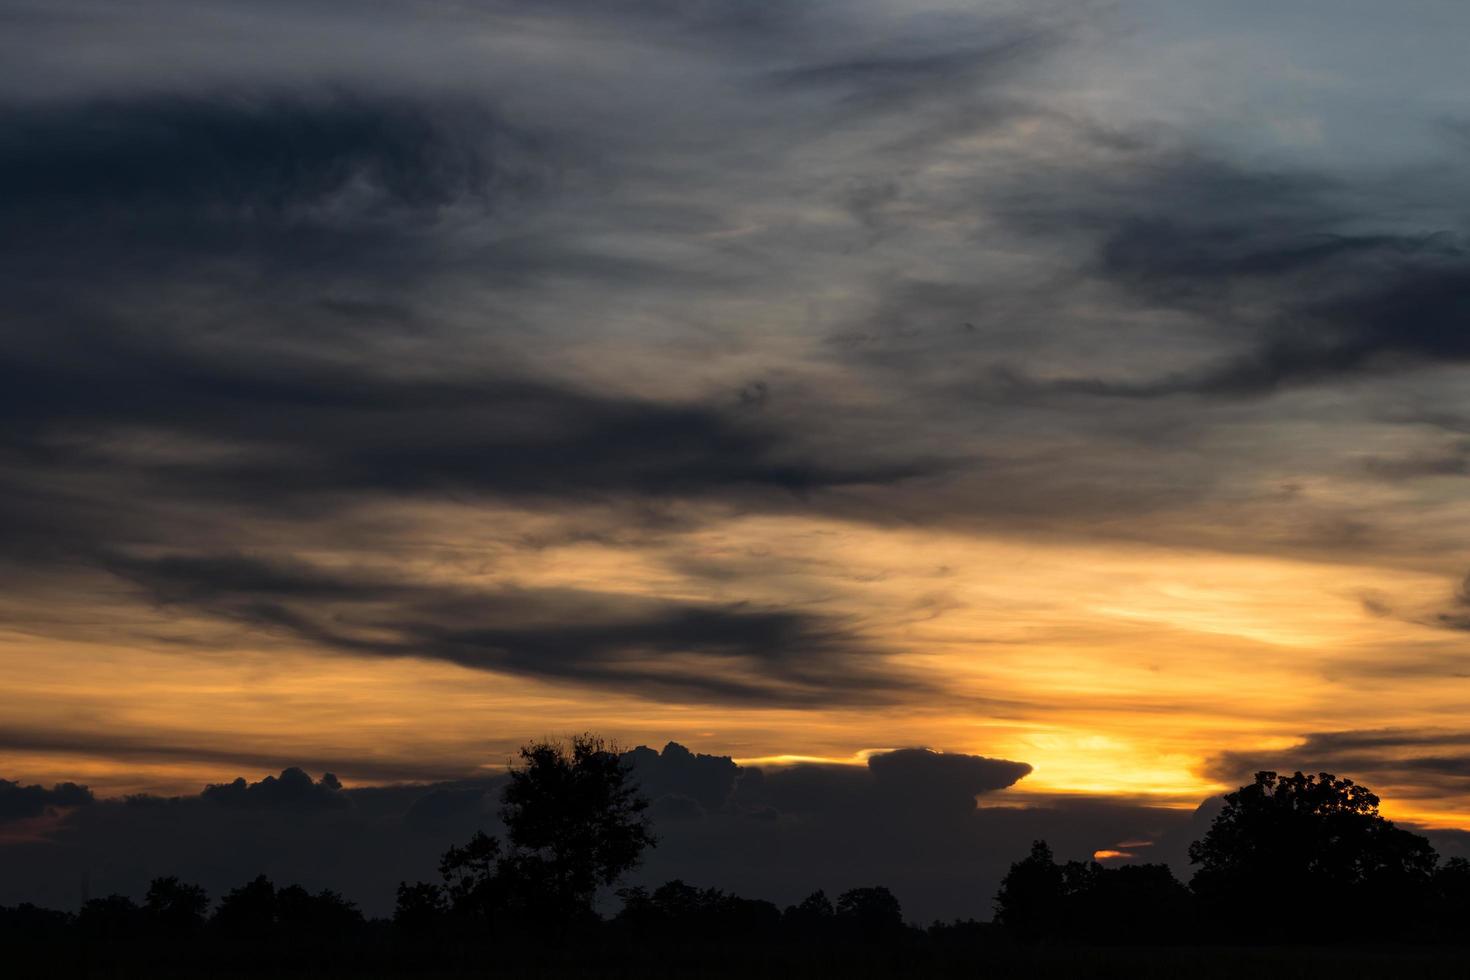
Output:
(0, 92), (553, 305)
(1426, 569), (1470, 632)
(1164, 260), (1470, 398)
(1363, 440), (1470, 478)
(185, 378), (938, 504)
(0, 2), (1036, 530)
(1097, 224), (1412, 289)
(623, 742), (742, 814)
(0, 61), (968, 709)
(101, 552), (909, 705)
(975, 147), (1470, 401)
(867, 746), (1033, 800)
(502, 0), (809, 40)
(0, 92), (948, 708)
(200, 768), (347, 811)
(0, 326), (938, 518)
(732, 747), (1031, 817)
(620, 744), (1142, 924)
(0, 780), (93, 822)
(0, 94), (511, 219)
(0, 743), (1181, 923)
(0, 768), (501, 914)
(1204, 729), (1470, 799)
(0, 84), (942, 543)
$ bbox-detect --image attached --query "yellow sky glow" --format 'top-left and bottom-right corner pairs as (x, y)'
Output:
(4, 512), (1467, 826)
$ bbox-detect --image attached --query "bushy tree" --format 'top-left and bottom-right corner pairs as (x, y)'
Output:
(1189, 770), (1437, 940)
(994, 840), (1064, 942)
(500, 734), (655, 909)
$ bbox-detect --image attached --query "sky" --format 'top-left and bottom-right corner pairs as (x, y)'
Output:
(5, 0), (1470, 918)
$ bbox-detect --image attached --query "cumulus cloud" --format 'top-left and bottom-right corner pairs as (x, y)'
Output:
(0, 779), (93, 822)
(624, 744), (1172, 923)
(201, 768), (347, 811)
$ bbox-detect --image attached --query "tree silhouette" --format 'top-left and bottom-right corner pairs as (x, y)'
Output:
(436, 733), (655, 932)
(438, 830), (505, 923)
(783, 889), (836, 937)
(213, 874), (277, 941)
(994, 840), (1191, 944)
(498, 733), (655, 916)
(143, 877), (208, 935)
(835, 886), (904, 937)
(993, 840), (1064, 942)
(1063, 861), (1193, 944)
(274, 884), (363, 943)
(1189, 770), (1437, 939)
(395, 880), (450, 938)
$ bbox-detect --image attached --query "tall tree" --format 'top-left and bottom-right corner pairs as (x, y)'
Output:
(438, 733), (655, 929)
(499, 734), (655, 914)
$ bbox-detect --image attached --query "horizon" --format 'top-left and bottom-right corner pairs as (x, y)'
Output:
(10, 738), (1470, 925)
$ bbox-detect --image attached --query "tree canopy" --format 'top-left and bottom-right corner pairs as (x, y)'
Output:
(994, 840), (1191, 944)
(1189, 770), (1437, 938)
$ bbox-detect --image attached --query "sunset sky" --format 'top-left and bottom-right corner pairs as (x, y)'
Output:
(6, 0), (1470, 869)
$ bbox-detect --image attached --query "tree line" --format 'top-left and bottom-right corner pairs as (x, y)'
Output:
(6, 736), (1470, 977)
